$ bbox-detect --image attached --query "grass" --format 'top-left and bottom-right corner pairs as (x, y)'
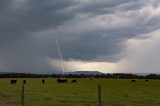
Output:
(0, 78), (160, 106)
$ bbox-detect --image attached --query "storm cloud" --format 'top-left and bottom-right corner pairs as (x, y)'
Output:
(0, 0), (160, 73)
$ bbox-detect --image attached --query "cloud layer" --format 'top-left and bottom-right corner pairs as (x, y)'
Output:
(0, 0), (160, 73)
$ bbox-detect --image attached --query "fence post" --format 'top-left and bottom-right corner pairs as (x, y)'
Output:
(98, 83), (102, 106)
(21, 84), (25, 106)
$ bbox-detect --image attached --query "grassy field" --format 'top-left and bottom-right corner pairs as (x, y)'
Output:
(0, 78), (160, 106)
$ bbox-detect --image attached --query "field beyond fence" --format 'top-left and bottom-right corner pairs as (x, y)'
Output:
(0, 78), (160, 106)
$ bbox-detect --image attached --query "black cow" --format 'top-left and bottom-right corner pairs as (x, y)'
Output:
(42, 79), (45, 84)
(145, 79), (149, 82)
(57, 79), (68, 83)
(71, 79), (77, 83)
(23, 80), (26, 84)
(132, 80), (136, 84)
(10, 80), (17, 84)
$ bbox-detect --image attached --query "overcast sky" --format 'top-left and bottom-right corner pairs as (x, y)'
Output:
(0, 0), (160, 74)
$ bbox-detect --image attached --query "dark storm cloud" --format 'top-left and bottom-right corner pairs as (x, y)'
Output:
(0, 0), (160, 73)
(0, 0), (76, 36)
(56, 1), (160, 61)
(59, 31), (125, 62)
(0, 0), (76, 73)
(73, 0), (140, 14)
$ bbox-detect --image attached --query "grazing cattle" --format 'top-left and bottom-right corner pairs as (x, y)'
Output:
(23, 80), (26, 84)
(132, 80), (136, 84)
(71, 79), (77, 83)
(10, 80), (17, 84)
(42, 79), (45, 84)
(145, 79), (149, 82)
(90, 79), (92, 81)
(56, 79), (68, 83)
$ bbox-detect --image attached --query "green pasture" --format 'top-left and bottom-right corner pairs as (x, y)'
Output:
(0, 78), (160, 106)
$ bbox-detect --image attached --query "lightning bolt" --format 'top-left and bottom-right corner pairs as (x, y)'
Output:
(56, 33), (65, 75)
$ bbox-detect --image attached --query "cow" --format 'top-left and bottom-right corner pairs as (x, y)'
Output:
(145, 79), (149, 82)
(10, 80), (17, 84)
(90, 79), (92, 81)
(132, 79), (136, 84)
(56, 79), (68, 83)
(42, 79), (45, 84)
(71, 79), (77, 83)
(23, 80), (26, 84)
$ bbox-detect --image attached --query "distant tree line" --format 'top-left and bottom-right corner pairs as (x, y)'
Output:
(0, 73), (160, 79)
(0, 73), (49, 78)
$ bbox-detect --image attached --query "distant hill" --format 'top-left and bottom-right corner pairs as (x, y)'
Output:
(65, 71), (103, 75)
